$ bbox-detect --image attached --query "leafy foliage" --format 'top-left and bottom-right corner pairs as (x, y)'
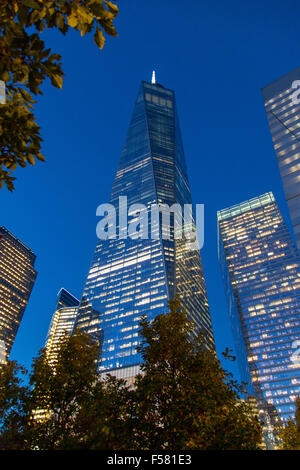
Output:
(28, 330), (101, 449)
(0, 300), (262, 450)
(0, 361), (31, 449)
(0, 0), (119, 190)
(0, 330), (134, 450)
(279, 396), (300, 450)
(132, 297), (262, 450)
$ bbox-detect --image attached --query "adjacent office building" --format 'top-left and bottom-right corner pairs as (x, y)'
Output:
(0, 226), (37, 364)
(45, 288), (79, 366)
(262, 67), (300, 249)
(75, 77), (215, 382)
(218, 193), (300, 431)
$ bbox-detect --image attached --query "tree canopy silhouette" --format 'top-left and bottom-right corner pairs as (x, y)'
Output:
(0, 0), (119, 190)
(0, 299), (262, 449)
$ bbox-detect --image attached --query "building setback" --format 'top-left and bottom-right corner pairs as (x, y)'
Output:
(75, 78), (215, 382)
(218, 193), (300, 439)
(262, 67), (300, 250)
(0, 226), (37, 364)
(45, 288), (79, 366)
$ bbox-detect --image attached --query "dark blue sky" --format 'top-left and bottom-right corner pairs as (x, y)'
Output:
(3, 0), (300, 380)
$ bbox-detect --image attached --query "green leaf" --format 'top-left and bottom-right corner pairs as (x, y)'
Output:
(94, 26), (105, 49)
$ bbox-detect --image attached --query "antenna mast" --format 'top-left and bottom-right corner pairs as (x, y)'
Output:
(151, 70), (156, 84)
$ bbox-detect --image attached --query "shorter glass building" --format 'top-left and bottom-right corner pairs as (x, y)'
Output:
(55, 288), (79, 310)
(0, 226), (37, 365)
(218, 193), (300, 440)
(45, 288), (79, 366)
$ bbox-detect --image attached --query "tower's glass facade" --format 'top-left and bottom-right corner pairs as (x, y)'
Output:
(0, 226), (37, 365)
(262, 67), (300, 250)
(75, 80), (214, 380)
(218, 193), (300, 432)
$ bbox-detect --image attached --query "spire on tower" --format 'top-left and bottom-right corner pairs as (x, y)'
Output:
(151, 70), (156, 84)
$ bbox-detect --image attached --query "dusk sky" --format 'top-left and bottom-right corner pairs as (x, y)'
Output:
(3, 0), (300, 380)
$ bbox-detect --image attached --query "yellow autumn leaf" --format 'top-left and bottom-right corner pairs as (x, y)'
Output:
(67, 14), (78, 28)
(94, 26), (105, 49)
(27, 154), (35, 165)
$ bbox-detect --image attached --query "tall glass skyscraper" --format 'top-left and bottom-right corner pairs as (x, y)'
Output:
(218, 193), (300, 435)
(0, 226), (37, 365)
(45, 288), (79, 366)
(75, 79), (214, 381)
(262, 67), (300, 249)
(54, 288), (79, 311)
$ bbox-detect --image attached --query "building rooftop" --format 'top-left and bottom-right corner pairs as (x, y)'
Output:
(261, 66), (300, 100)
(0, 226), (36, 257)
(217, 192), (275, 222)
